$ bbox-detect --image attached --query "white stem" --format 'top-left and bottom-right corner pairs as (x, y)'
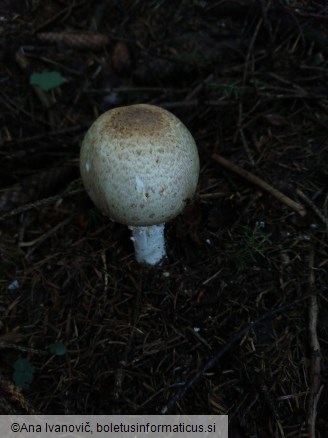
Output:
(129, 224), (166, 265)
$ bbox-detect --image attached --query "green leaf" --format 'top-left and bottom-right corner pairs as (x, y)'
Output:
(30, 71), (65, 91)
(50, 341), (67, 356)
(13, 358), (35, 388)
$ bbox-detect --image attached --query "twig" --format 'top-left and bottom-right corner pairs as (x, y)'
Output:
(113, 274), (144, 403)
(211, 154), (306, 217)
(0, 343), (46, 355)
(296, 189), (327, 226)
(159, 100), (199, 110)
(307, 247), (321, 438)
(162, 299), (304, 413)
(20, 217), (72, 250)
(1, 125), (86, 146)
(198, 191), (226, 200)
(324, 194), (328, 234)
(235, 8), (265, 166)
(32, 2), (75, 34)
(36, 32), (109, 50)
(184, 74), (214, 101)
(259, 0), (273, 45)
(238, 123), (255, 167)
(0, 186), (84, 222)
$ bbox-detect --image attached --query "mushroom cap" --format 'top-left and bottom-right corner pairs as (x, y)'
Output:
(80, 104), (199, 226)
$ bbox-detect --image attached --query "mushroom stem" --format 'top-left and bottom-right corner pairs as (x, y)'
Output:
(129, 224), (166, 265)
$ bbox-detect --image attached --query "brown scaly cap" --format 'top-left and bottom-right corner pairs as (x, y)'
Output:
(80, 104), (200, 226)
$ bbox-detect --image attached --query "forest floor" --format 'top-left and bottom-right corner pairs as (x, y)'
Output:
(0, 1), (327, 437)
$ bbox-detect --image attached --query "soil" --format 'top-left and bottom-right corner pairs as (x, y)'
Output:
(0, 1), (327, 436)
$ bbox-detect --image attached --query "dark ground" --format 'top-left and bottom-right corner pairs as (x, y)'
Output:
(0, 1), (328, 437)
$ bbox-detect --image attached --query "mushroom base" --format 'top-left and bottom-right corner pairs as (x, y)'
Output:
(129, 224), (166, 265)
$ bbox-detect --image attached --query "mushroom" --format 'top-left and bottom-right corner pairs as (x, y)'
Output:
(80, 104), (199, 265)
